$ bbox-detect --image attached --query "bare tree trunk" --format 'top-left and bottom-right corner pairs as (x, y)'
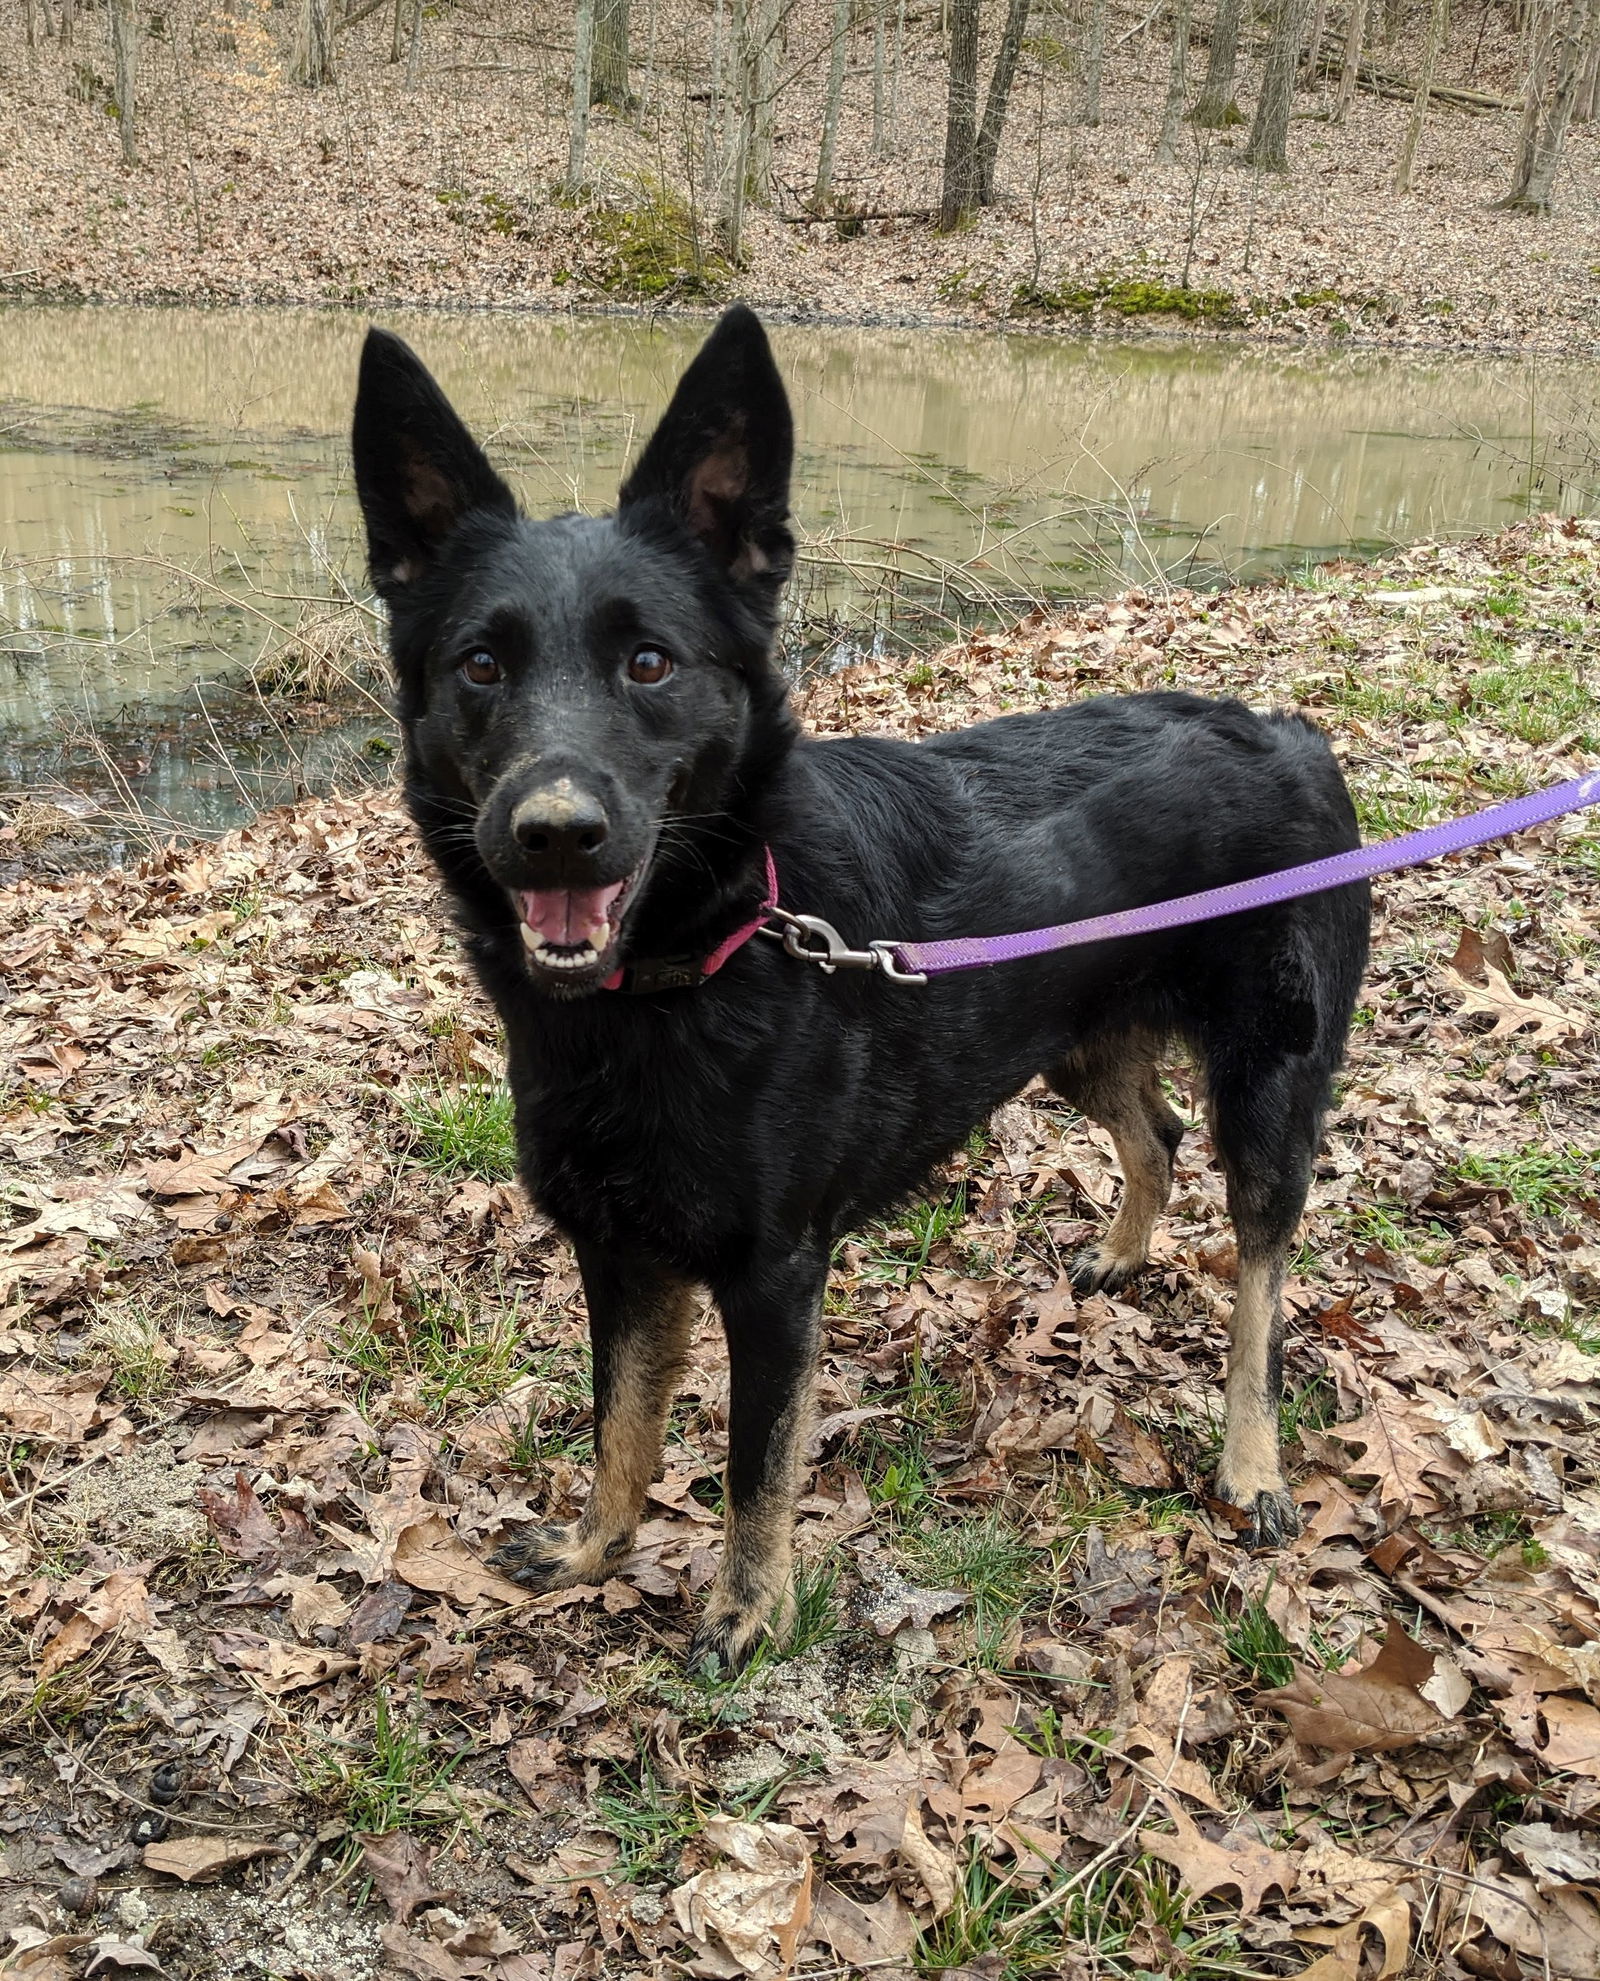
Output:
(1076, 0), (1108, 124)
(976, 0), (1032, 199)
(25, 0), (36, 51)
(1156, 0), (1193, 159)
(871, 0), (888, 153)
(1330, 0), (1364, 122)
(1244, 0), (1311, 168)
(290, 0), (336, 85)
(592, 0), (631, 107)
(813, 0), (849, 203)
(566, 0), (597, 192)
(1302, 0), (1327, 80)
(721, 0), (761, 256)
(389, 0), (404, 62)
(888, 0), (907, 143)
(1190, 0), (1245, 123)
(110, 0), (138, 162)
(1393, 0), (1447, 190)
(403, 0), (423, 83)
(61, 0), (72, 50)
(747, 0), (779, 201)
(1496, 0), (1599, 210)
(939, 0), (982, 227)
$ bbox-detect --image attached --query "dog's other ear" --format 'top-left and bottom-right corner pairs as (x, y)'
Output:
(619, 305), (794, 592)
(352, 328), (516, 595)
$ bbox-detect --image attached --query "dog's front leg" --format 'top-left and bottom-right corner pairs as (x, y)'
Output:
(690, 1247), (827, 1675)
(494, 1244), (694, 1592)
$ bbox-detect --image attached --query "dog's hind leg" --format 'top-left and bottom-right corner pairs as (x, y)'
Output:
(1052, 1037), (1184, 1295)
(1204, 1050), (1331, 1550)
(493, 1245), (694, 1592)
(690, 1247), (827, 1674)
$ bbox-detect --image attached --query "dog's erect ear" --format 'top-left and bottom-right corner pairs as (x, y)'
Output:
(618, 306), (794, 590)
(351, 328), (516, 595)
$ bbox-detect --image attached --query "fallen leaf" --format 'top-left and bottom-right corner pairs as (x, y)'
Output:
(1137, 1796), (1297, 1915)
(360, 1833), (454, 1926)
(1260, 1624), (1456, 1755)
(671, 1818), (813, 1975)
(1444, 964), (1587, 1043)
(807, 1882), (916, 1968)
(1502, 1820), (1600, 1888)
(142, 1836), (283, 1883)
(392, 1514), (535, 1608)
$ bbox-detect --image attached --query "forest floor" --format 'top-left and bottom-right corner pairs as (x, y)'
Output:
(2, 516), (1600, 1981)
(4, 0), (1600, 352)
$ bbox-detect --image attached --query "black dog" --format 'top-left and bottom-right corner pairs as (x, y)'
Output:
(352, 307), (1370, 1670)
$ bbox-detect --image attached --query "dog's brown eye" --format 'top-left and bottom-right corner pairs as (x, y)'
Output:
(460, 650), (500, 685)
(627, 647), (673, 685)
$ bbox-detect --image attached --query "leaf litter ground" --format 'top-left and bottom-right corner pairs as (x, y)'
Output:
(1, 518), (1599, 1981)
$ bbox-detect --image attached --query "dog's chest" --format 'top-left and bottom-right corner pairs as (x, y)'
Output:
(520, 1053), (751, 1267)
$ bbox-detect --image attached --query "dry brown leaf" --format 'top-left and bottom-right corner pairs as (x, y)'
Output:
(142, 1836), (283, 1883)
(671, 1818), (813, 1976)
(392, 1513), (535, 1608)
(197, 1470), (315, 1563)
(1260, 1623), (1456, 1755)
(208, 1629), (359, 1695)
(1137, 1797), (1296, 1915)
(1297, 1892), (1411, 1980)
(1444, 964), (1587, 1043)
(1503, 1821), (1600, 1888)
(360, 1833), (454, 1926)
(807, 1882), (917, 1969)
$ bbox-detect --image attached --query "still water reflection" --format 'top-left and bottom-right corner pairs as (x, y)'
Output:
(1, 305), (1592, 829)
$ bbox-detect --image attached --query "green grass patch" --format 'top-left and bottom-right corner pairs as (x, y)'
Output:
(1452, 1142), (1598, 1215)
(342, 1278), (534, 1420)
(400, 1080), (516, 1181)
(303, 1686), (467, 1836)
(899, 1510), (1038, 1662)
(590, 176), (729, 300)
(1012, 273), (1244, 327)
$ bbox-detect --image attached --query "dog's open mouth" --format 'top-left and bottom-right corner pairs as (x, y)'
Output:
(516, 866), (642, 978)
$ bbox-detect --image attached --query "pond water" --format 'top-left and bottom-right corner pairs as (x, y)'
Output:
(2, 304), (1596, 833)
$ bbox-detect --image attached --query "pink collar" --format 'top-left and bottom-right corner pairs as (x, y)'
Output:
(601, 847), (779, 994)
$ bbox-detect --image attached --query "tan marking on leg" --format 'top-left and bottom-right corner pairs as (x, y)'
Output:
(1056, 1041), (1182, 1290)
(693, 1374), (812, 1671)
(1217, 1252), (1298, 1543)
(497, 1281), (695, 1591)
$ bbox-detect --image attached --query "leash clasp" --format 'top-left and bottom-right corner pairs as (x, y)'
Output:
(761, 910), (927, 985)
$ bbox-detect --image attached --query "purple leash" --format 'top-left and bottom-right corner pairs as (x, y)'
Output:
(762, 771), (1600, 984)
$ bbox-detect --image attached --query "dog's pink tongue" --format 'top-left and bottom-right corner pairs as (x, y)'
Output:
(520, 881), (627, 948)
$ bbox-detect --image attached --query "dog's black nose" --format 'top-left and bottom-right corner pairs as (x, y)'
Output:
(511, 782), (609, 860)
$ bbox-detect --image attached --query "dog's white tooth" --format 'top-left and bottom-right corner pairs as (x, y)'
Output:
(520, 923), (541, 953)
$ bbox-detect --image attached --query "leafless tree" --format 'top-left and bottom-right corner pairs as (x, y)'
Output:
(1331, 0), (1365, 122)
(1156, 0), (1193, 161)
(1393, 0), (1447, 191)
(1077, 0), (1108, 124)
(977, 0), (1033, 199)
(592, 0), (631, 108)
(872, 0), (889, 154)
(290, 0), (336, 85)
(1244, 0), (1312, 168)
(1496, 0), (1600, 209)
(1189, 0), (1246, 124)
(109, 0), (138, 163)
(567, 0), (597, 192)
(939, 0), (982, 226)
(813, 0), (850, 203)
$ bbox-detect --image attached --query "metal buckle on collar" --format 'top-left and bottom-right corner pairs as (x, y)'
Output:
(760, 910), (927, 985)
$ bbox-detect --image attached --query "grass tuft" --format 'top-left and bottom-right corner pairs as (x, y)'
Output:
(400, 1080), (517, 1181)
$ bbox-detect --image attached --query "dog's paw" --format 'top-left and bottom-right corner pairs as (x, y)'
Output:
(1216, 1486), (1301, 1550)
(490, 1523), (629, 1592)
(687, 1603), (775, 1678)
(1068, 1243), (1142, 1296)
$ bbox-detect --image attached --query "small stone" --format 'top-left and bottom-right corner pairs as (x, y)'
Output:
(129, 1813), (168, 1846)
